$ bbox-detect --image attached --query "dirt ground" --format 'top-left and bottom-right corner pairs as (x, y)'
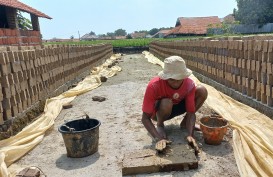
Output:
(13, 54), (240, 177)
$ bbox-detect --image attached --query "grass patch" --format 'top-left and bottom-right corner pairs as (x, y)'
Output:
(43, 37), (199, 47)
(44, 34), (259, 47)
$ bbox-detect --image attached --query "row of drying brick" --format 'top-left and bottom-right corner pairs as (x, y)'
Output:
(150, 42), (273, 107)
(153, 41), (273, 63)
(157, 40), (273, 52)
(0, 44), (112, 124)
(189, 62), (273, 107)
(151, 44), (273, 76)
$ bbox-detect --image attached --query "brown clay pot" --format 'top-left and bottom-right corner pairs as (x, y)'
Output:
(200, 116), (228, 145)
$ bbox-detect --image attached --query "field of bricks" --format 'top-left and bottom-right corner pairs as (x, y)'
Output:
(150, 37), (273, 116)
(0, 44), (112, 132)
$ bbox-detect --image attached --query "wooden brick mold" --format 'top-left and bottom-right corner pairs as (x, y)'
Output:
(0, 44), (112, 138)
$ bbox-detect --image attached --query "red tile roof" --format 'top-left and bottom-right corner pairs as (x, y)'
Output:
(167, 16), (221, 35)
(0, 0), (52, 19)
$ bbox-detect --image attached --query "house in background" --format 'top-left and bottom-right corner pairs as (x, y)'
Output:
(130, 32), (147, 39)
(145, 34), (153, 38)
(114, 36), (126, 40)
(152, 29), (171, 38)
(165, 16), (221, 37)
(0, 0), (51, 46)
(81, 33), (98, 41)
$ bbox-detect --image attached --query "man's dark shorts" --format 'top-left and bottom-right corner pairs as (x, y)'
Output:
(153, 99), (186, 121)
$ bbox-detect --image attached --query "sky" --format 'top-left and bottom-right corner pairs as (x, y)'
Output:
(20, 0), (237, 39)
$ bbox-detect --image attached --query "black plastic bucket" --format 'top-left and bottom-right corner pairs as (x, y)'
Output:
(58, 117), (101, 158)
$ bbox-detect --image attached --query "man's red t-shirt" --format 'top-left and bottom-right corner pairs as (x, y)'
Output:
(142, 76), (196, 116)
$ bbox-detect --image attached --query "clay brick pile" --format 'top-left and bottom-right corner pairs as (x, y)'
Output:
(0, 44), (112, 125)
(0, 29), (41, 46)
(150, 37), (273, 108)
(19, 30), (41, 46)
(0, 29), (19, 46)
(0, 28), (41, 46)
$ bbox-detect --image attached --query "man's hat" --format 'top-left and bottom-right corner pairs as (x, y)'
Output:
(158, 56), (192, 80)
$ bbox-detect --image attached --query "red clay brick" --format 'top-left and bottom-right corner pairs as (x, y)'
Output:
(0, 29), (4, 36)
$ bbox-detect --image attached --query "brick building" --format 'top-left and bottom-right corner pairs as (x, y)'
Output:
(0, 0), (51, 46)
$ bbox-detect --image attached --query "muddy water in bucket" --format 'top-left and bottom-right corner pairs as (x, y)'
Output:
(200, 116), (228, 145)
(58, 117), (101, 158)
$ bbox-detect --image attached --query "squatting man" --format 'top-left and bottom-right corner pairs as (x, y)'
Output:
(141, 56), (208, 152)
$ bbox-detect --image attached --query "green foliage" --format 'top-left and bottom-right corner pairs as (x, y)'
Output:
(107, 32), (115, 37)
(149, 28), (159, 35)
(89, 31), (96, 35)
(234, 0), (273, 24)
(44, 37), (197, 47)
(134, 30), (148, 34)
(159, 27), (173, 30)
(17, 11), (32, 30)
(98, 34), (106, 37)
(114, 28), (127, 36)
(207, 24), (213, 28)
(126, 34), (132, 39)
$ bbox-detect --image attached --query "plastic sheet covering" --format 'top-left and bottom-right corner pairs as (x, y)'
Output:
(143, 51), (273, 177)
(0, 54), (122, 177)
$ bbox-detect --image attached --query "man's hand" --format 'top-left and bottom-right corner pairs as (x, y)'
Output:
(155, 139), (172, 152)
(186, 136), (200, 156)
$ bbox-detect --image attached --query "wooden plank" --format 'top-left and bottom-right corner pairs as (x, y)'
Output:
(122, 145), (198, 175)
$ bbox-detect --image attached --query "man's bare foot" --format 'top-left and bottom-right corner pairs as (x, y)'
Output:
(186, 136), (200, 156)
(156, 126), (167, 139)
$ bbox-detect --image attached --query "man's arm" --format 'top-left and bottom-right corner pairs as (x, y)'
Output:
(185, 112), (200, 155)
(141, 112), (164, 140)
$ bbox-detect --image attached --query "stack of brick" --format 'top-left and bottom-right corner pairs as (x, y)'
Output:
(20, 30), (41, 46)
(0, 28), (41, 46)
(0, 29), (19, 46)
(150, 37), (273, 110)
(0, 44), (112, 125)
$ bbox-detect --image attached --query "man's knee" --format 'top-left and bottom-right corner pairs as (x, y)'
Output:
(158, 98), (173, 113)
(195, 85), (208, 101)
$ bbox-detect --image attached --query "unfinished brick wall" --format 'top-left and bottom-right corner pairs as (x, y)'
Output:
(0, 44), (112, 125)
(150, 37), (273, 111)
(19, 30), (41, 46)
(0, 28), (41, 46)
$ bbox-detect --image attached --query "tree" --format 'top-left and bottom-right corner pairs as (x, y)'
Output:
(106, 32), (115, 37)
(89, 31), (96, 35)
(134, 30), (148, 34)
(234, 0), (273, 24)
(17, 11), (32, 30)
(126, 34), (132, 39)
(149, 28), (159, 35)
(114, 28), (127, 36)
(70, 35), (74, 39)
(159, 27), (173, 30)
(98, 34), (106, 37)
